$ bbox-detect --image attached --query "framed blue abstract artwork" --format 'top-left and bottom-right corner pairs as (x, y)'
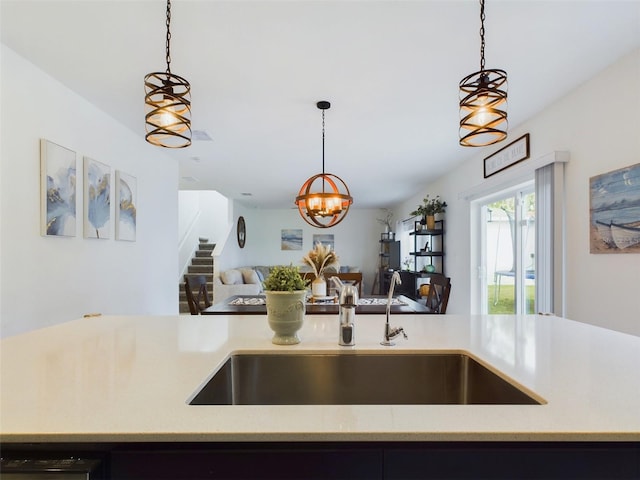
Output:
(83, 157), (111, 239)
(115, 170), (137, 242)
(40, 139), (77, 237)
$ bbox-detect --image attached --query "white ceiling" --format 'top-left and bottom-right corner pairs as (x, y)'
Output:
(2, 1), (639, 209)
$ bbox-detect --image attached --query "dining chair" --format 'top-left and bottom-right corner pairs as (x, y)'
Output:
(324, 272), (363, 297)
(423, 274), (452, 314)
(184, 274), (212, 315)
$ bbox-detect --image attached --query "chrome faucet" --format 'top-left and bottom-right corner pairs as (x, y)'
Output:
(381, 271), (408, 346)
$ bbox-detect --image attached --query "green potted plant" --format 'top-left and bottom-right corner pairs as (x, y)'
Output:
(411, 195), (447, 230)
(302, 242), (339, 298)
(263, 265), (308, 345)
(403, 257), (412, 271)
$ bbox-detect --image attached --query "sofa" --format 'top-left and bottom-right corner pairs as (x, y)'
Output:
(213, 265), (361, 304)
(213, 267), (264, 303)
(213, 265), (315, 303)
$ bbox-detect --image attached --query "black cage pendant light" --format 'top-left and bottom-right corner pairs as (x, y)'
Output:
(295, 101), (353, 228)
(144, 0), (191, 148)
(459, 0), (507, 147)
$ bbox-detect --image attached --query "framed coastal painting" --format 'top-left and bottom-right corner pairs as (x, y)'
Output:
(115, 170), (137, 241)
(83, 157), (111, 239)
(589, 162), (640, 253)
(313, 233), (334, 251)
(281, 229), (302, 250)
(40, 139), (77, 237)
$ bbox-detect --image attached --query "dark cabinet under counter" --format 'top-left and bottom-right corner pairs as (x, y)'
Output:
(3, 442), (638, 479)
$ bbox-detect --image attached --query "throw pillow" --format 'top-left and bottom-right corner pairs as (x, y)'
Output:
(254, 266), (271, 281)
(240, 268), (260, 285)
(220, 269), (243, 285)
(254, 269), (265, 283)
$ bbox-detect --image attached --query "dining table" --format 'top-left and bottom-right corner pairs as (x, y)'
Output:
(201, 294), (432, 315)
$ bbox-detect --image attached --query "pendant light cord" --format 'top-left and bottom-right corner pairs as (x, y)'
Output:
(479, 0), (485, 72)
(165, 0), (172, 74)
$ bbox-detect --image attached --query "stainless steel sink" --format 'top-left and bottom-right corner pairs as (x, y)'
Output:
(189, 353), (542, 405)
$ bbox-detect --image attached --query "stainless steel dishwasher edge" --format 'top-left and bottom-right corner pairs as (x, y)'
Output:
(0, 457), (104, 479)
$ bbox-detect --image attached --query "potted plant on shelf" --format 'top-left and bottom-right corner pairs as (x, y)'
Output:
(262, 265), (308, 345)
(302, 242), (340, 298)
(411, 195), (447, 230)
(403, 257), (412, 271)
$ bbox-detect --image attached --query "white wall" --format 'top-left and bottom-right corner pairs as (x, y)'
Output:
(178, 192), (201, 243)
(0, 45), (180, 337)
(396, 48), (640, 336)
(551, 49), (640, 335)
(198, 191), (232, 244)
(216, 203), (384, 295)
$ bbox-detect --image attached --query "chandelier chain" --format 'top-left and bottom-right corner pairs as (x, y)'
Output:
(165, 0), (172, 73)
(321, 109), (326, 175)
(479, 0), (486, 72)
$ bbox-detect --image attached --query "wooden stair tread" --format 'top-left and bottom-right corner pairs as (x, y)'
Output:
(180, 240), (215, 313)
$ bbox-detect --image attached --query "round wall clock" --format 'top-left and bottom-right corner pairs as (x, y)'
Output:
(237, 216), (246, 248)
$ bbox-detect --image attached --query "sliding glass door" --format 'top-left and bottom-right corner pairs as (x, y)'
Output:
(480, 186), (536, 314)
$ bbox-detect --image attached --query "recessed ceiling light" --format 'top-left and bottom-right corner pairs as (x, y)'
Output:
(192, 130), (213, 141)
(241, 192), (253, 196)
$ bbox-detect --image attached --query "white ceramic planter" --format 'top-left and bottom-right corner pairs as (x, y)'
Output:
(265, 290), (307, 345)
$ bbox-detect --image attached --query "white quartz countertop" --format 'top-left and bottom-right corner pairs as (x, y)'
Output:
(1, 313), (639, 443)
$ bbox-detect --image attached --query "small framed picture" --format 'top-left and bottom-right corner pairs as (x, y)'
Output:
(484, 133), (530, 178)
(313, 234), (334, 251)
(281, 229), (302, 250)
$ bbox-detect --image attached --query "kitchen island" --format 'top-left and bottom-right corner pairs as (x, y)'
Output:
(1, 313), (639, 478)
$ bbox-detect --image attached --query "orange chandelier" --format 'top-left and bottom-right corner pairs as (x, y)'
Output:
(295, 101), (353, 228)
